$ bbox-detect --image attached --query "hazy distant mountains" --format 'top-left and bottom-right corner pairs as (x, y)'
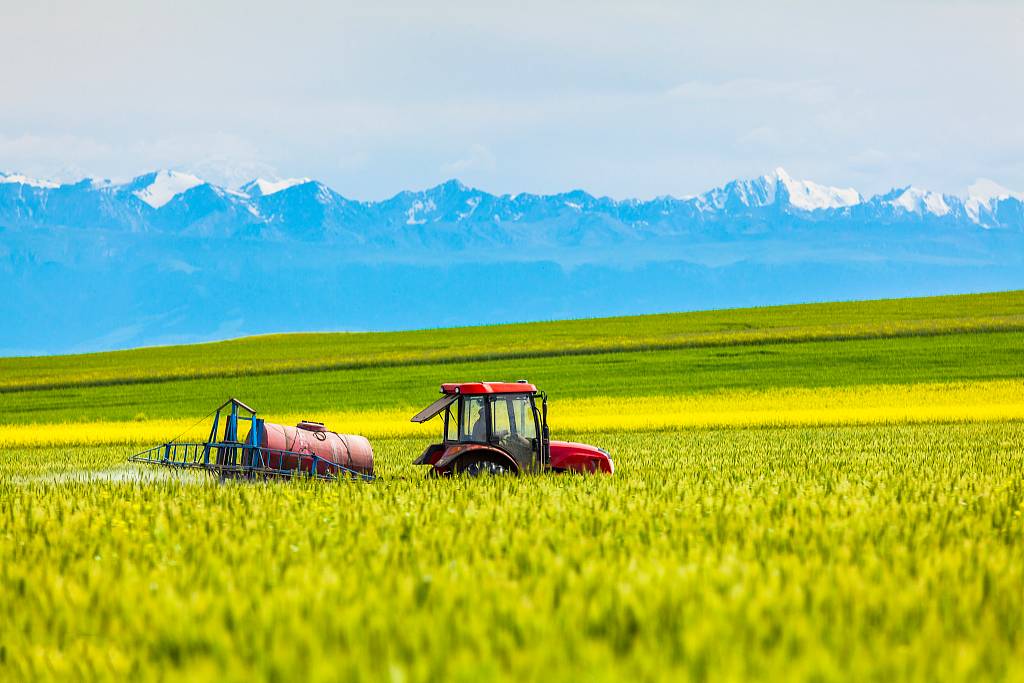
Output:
(1, 167), (1022, 355)
(2, 168), (1022, 248)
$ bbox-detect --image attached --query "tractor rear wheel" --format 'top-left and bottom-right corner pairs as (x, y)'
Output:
(458, 458), (511, 477)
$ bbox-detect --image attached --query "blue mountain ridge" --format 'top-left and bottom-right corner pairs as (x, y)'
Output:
(2, 168), (1022, 244)
(1, 168), (1022, 354)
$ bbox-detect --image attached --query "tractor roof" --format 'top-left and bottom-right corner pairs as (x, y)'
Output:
(441, 381), (537, 395)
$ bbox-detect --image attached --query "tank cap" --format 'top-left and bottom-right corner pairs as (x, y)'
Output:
(297, 421), (327, 432)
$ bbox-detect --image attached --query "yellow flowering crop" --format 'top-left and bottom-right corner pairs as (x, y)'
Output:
(2, 379), (1021, 448)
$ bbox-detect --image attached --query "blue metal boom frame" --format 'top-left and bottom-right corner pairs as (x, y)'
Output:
(128, 398), (374, 482)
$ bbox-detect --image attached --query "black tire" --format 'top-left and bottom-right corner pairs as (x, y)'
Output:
(458, 458), (511, 477)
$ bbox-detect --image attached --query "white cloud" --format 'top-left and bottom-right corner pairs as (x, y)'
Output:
(186, 157), (281, 190)
(848, 149), (891, 173)
(0, 1), (1021, 198)
(0, 131), (275, 186)
(440, 144), (497, 176)
(735, 126), (781, 149)
(0, 134), (113, 182)
(667, 79), (836, 106)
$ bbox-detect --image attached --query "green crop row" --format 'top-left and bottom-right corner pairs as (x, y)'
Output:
(3, 423), (1023, 682)
(2, 290), (1022, 392)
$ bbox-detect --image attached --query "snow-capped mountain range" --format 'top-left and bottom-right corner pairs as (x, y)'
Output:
(2, 166), (1022, 355)
(1, 168), (1021, 246)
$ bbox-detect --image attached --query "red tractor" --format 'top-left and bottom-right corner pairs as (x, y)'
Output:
(410, 381), (614, 476)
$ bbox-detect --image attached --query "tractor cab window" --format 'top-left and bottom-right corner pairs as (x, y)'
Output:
(490, 394), (537, 440)
(444, 403), (458, 441)
(460, 396), (487, 443)
(519, 396), (538, 441)
(490, 394), (539, 466)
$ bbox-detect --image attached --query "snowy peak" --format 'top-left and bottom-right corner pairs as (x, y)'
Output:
(693, 175), (775, 211)
(693, 168), (861, 212)
(0, 171), (59, 189)
(770, 167), (862, 211)
(427, 178), (470, 194)
(131, 170), (205, 208)
(241, 177), (312, 197)
(964, 178), (1023, 224)
(886, 186), (952, 217)
(967, 178), (1023, 203)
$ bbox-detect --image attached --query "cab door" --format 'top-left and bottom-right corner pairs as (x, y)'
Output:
(489, 394), (540, 470)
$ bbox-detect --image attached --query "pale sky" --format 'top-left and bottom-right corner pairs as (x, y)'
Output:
(1, 0), (1022, 199)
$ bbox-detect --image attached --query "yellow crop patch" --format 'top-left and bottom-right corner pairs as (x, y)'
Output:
(2, 379), (1022, 448)
(551, 379), (1024, 431)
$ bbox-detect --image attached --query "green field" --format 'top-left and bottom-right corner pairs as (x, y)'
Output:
(3, 290), (1023, 393)
(2, 292), (1023, 681)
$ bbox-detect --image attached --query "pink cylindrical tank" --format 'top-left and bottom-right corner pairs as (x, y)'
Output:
(255, 420), (374, 477)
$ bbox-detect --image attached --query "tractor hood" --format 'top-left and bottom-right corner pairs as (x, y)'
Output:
(549, 440), (614, 474)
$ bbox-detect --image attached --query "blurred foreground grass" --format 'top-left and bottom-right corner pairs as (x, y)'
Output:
(2, 424), (1023, 682)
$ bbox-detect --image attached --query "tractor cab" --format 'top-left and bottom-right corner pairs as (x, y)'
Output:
(410, 381), (614, 476)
